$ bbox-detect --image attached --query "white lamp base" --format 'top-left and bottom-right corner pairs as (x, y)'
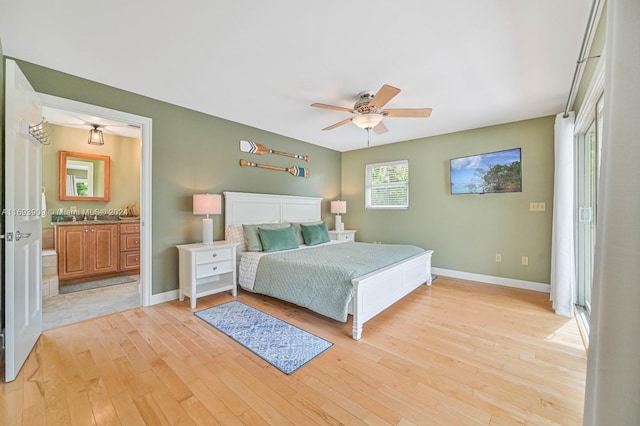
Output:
(334, 215), (343, 232)
(202, 218), (213, 244)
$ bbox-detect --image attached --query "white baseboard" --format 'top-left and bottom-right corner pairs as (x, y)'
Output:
(149, 289), (179, 306)
(147, 270), (549, 306)
(431, 268), (550, 293)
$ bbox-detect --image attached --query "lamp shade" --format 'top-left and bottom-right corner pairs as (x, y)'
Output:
(193, 193), (221, 215)
(352, 113), (383, 129)
(331, 200), (347, 214)
(88, 125), (104, 145)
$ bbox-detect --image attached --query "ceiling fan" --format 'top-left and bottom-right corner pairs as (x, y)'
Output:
(311, 84), (432, 135)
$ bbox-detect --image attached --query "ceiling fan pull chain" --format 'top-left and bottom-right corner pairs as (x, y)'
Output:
(367, 128), (371, 147)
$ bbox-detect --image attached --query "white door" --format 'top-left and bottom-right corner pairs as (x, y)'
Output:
(3, 59), (43, 382)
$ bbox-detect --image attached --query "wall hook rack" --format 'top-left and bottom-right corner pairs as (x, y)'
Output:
(28, 118), (53, 145)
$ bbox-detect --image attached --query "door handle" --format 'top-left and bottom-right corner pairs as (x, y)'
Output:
(15, 231), (32, 241)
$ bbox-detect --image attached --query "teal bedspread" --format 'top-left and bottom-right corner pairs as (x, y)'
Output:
(252, 242), (425, 322)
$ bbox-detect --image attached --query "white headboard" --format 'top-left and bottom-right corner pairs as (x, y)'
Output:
(223, 192), (322, 228)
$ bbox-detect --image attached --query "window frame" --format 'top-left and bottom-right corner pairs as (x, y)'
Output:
(365, 159), (409, 210)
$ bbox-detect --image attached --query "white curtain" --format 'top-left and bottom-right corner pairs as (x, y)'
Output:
(550, 112), (576, 317)
(584, 0), (640, 424)
(66, 175), (77, 196)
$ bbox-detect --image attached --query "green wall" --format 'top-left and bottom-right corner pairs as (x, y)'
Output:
(341, 116), (555, 284)
(7, 57), (554, 293)
(42, 124), (141, 228)
(13, 60), (342, 294)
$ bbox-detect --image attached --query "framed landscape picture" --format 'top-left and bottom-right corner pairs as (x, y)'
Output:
(450, 148), (522, 195)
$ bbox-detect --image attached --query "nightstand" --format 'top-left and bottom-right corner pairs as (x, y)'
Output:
(176, 241), (238, 308)
(328, 230), (356, 242)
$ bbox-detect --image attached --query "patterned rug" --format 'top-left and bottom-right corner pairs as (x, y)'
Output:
(195, 301), (333, 374)
(59, 276), (136, 294)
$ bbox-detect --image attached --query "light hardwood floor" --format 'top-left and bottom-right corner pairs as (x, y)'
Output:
(0, 276), (587, 425)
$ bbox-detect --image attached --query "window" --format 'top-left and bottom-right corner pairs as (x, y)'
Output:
(365, 160), (409, 210)
(576, 93), (604, 319)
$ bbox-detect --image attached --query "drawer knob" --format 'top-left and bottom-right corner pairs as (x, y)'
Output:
(212, 266), (217, 271)
(212, 253), (217, 258)
(135, 240), (139, 244)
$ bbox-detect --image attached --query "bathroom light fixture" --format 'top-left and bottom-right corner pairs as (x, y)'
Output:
(352, 113), (383, 130)
(330, 200), (347, 231)
(88, 124), (104, 145)
(193, 193), (222, 244)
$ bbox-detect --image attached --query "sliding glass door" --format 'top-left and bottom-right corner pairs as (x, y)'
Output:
(576, 94), (603, 316)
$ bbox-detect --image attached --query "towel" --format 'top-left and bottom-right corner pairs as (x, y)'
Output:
(41, 187), (47, 212)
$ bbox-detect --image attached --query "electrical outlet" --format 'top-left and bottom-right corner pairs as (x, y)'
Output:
(495, 253), (502, 263)
(529, 202), (546, 212)
(521, 256), (529, 266)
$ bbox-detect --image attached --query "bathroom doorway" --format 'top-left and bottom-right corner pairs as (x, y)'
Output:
(38, 95), (152, 328)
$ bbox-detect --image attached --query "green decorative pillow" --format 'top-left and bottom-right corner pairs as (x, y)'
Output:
(243, 222), (290, 251)
(300, 222), (331, 246)
(257, 226), (299, 252)
(290, 221), (324, 244)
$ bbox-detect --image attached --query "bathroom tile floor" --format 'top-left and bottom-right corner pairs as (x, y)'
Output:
(43, 275), (141, 330)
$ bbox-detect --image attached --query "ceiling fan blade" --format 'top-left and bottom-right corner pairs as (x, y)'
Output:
(322, 117), (353, 131)
(311, 103), (354, 113)
(372, 121), (388, 134)
(384, 108), (433, 118)
(369, 84), (401, 110)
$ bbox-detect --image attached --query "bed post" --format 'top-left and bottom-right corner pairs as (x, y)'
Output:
(425, 253), (433, 286)
(352, 284), (363, 340)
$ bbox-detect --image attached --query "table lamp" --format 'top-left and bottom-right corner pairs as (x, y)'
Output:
(193, 193), (221, 244)
(331, 200), (347, 231)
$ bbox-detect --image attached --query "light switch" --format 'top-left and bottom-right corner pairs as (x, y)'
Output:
(529, 202), (546, 212)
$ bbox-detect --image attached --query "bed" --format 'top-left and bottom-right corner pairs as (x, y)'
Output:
(223, 191), (434, 340)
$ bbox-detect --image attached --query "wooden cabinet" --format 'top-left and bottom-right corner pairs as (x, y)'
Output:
(119, 223), (140, 272)
(56, 224), (119, 283)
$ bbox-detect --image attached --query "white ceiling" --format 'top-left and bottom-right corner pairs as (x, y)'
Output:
(1, 0), (592, 152)
(41, 106), (142, 139)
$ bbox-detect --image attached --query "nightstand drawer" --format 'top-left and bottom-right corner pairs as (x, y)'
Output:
(196, 260), (233, 279)
(328, 230), (356, 242)
(195, 248), (232, 264)
(334, 233), (353, 241)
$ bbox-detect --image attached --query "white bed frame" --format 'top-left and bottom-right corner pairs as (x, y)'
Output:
(223, 191), (434, 340)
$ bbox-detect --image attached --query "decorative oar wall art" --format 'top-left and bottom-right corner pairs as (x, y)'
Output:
(239, 139), (310, 178)
(239, 159), (310, 178)
(240, 140), (310, 162)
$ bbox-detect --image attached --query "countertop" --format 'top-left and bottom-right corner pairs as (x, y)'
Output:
(52, 219), (139, 226)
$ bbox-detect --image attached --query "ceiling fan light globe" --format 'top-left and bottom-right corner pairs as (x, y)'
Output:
(352, 113), (383, 129)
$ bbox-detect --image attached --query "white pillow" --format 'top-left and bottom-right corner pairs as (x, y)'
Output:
(225, 224), (246, 252)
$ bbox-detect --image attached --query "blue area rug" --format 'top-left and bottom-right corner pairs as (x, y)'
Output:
(195, 301), (333, 374)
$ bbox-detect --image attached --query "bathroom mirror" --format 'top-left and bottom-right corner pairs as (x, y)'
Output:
(59, 151), (110, 201)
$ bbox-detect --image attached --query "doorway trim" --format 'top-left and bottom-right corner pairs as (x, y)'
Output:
(39, 94), (153, 306)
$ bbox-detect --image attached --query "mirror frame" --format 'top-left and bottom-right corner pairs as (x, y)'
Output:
(59, 151), (111, 202)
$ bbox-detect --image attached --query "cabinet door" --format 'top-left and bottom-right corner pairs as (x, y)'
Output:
(88, 224), (119, 275)
(57, 226), (90, 279)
